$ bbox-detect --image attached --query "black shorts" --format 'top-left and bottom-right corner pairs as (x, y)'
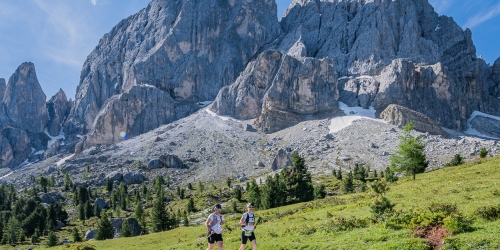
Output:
(208, 233), (223, 244)
(241, 231), (256, 244)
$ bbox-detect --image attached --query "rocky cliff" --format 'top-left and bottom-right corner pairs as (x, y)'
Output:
(274, 0), (499, 131)
(64, 0), (281, 143)
(212, 50), (339, 132)
(47, 89), (71, 137)
(0, 63), (71, 168)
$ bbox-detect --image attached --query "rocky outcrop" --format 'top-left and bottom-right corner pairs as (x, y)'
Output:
(47, 89), (71, 137)
(3, 63), (47, 133)
(85, 85), (176, 144)
(65, 0), (281, 144)
(379, 104), (448, 137)
(0, 127), (31, 168)
(271, 148), (291, 171)
(277, 0), (499, 132)
(111, 218), (142, 237)
(212, 50), (339, 133)
(469, 115), (500, 138)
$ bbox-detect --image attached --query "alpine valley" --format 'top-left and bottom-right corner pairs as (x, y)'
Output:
(0, 0), (499, 248)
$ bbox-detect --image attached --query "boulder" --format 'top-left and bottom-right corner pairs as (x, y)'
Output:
(94, 198), (107, 210)
(110, 217), (142, 237)
(379, 104), (448, 137)
(158, 154), (186, 169)
(84, 229), (96, 240)
(271, 149), (291, 171)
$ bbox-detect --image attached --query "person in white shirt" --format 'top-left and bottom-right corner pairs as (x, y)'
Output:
(239, 203), (257, 250)
(205, 204), (224, 250)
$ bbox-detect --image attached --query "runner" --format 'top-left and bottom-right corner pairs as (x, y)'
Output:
(239, 203), (257, 250)
(205, 204), (224, 250)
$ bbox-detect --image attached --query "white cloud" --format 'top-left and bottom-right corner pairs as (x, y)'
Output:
(91, 0), (97, 5)
(464, 2), (500, 28)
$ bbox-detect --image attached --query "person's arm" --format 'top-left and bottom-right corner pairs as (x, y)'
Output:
(239, 213), (246, 226)
(205, 216), (214, 234)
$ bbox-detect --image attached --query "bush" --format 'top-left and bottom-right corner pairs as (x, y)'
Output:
(445, 154), (464, 167)
(479, 147), (488, 158)
(322, 216), (369, 232)
(474, 204), (500, 221)
(369, 196), (395, 218)
(443, 213), (473, 234)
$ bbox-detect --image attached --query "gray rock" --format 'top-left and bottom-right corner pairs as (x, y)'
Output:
(94, 198), (107, 210)
(4, 62), (47, 133)
(46, 89), (71, 137)
(0, 127), (31, 168)
(56, 220), (65, 229)
(271, 149), (291, 171)
(85, 229), (96, 240)
(44, 140), (62, 160)
(110, 217), (142, 237)
(469, 115), (500, 138)
(147, 159), (163, 169)
(158, 154), (185, 169)
(379, 104), (448, 137)
(212, 50), (339, 133)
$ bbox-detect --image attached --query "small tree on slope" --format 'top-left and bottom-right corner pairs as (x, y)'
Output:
(390, 122), (428, 180)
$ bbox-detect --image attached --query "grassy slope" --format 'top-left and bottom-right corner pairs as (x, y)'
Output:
(7, 156), (500, 250)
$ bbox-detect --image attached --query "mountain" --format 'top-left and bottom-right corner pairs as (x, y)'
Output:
(1, 0), (500, 175)
(0, 63), (71, 168)
(64, 0), (281, 145)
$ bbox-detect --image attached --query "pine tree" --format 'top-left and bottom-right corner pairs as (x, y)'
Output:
(342, 171), (354, 194)
(187, 183), (193, 190)
(95, 214), (114, 240)
(226, 177), (232, 188)
(79, 204), (85, 221)
(72, 228), (82, 242)
(285, 152), (314, 203)
(39, 175), (49, 193)
(233, 187), (242, 201)
(2, 216), (22, 244)
(183, 215), (189, 227)
(151, 189), (169, 232)
(134, 201), (146, 233)
(197, 180), (204, 194)
(384, 167), (398, 183)
(336, 170), (343, 180)
(390, 122), (428, 180)
(479, 147), (488, 158)
(84, 200), (92, 219)
(247, 179), (261, 208)
(106, 178), (113, 192)
(47, 231), (58, 247)
(121, 219), (132, 237)
(63, 172), (72, 191)
(313, 184), (326, 199)
(187, 197), (195, 213)
(95, 204), (101, 218)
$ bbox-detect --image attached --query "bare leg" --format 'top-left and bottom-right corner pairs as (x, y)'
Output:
(206, 243), (214, 250)
(217, 240), (223, 250)
(251, 239), (257, 250)
(239, 244), (246, 250)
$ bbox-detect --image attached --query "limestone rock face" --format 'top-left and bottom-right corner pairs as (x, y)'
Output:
(379, 104), (448, 137)
(277, 0), (499, 131)
(212, 50), (338, 133)
(0, 127), (31, 168)
(47, 89), (71, 137)
(3, 63), (47, 133)
(65, 0), (281, 143)
(469, 115), (500, 138)
(85, 85), (176, 144)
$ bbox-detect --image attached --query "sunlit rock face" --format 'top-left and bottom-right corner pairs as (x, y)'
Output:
(277, 0), (499, 130)
(65, 0), (281, 143)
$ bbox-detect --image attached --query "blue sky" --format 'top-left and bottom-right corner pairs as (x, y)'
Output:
(0, 0), (499, 100)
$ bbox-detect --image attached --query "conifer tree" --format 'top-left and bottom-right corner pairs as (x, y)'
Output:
(233, 187), (242, 201)
(106, 178), (113, 192)
(39, 175), (49, 193)
(247, 179), (261, 208)
(336, 170), (343, 180)
(79, 204), (85, 221)
(342, 171), (354, 194)
(183, 215), (189, 227)
(3, 216), (20, 245)
(187, 197), (195, 213)
(72, 228), (82, 242)
(46, 231), (58, 247)
(313, 184), (326, 199)
(390, 122), (428, 180)
(285, 152), (314, 202)
(134, 201), (146, 233)
(121, 219), (132, 237)
(384, 167), (398, 183)
(187, 183), (193, 190)
(84, 200), (92, 219)
(226, 177), (232, 188)
(151, 189), (169, 232)
(95, 214), (114, 240)
(94, 204), (101, 219)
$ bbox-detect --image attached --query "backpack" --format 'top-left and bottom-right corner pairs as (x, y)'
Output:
(244, 212), (254, 225)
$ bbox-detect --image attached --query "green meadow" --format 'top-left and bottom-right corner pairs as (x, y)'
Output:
(4, 156), (500, 250)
